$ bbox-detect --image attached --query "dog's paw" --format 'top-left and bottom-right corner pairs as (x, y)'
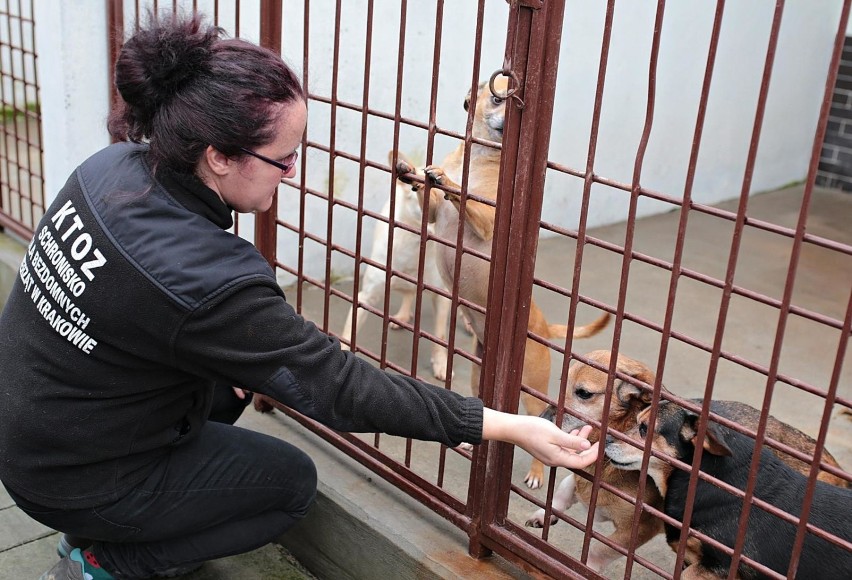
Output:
(524, 508), (558, 528)
(431, 363), (454, 382)
(524, 469), (545, 490)
(395, 159), (416, 179)
(424, 165), (447, 186)
(456, 442), (474, 453)
(430, 351), (452, 382)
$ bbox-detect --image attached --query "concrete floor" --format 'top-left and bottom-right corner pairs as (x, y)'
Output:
(265, 183), (852, 579)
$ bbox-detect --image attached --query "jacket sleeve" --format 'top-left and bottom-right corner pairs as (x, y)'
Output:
(173, 281), (483, 447)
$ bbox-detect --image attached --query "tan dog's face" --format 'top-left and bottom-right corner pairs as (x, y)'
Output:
(554, 350), (659, 444)
(465, 75), (509, 143)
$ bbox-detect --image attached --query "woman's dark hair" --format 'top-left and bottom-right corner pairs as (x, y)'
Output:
(108, 12), (304, 174)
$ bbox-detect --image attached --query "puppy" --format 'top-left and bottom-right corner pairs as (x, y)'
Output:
(398, 75), (611, 489)
(605, 401), (852, 579)
(340, 151), (452, 380)
(526, 350), (849, 573)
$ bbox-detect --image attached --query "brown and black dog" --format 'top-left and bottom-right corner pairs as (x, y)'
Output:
(527, 350), (849, 573)
(605, 400), (852, 579)
(396, 76), (610, 489)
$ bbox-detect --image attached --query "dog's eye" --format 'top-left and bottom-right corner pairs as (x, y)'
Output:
(638, 423), (648, 438)
(491, 95), (504, 106)
(575, 388), (593, 400)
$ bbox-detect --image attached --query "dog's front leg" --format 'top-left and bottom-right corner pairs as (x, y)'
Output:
(429, 291), (452, 381)
(395, 159), (442, 223)
(525, 472), (577, 528)
(424, 165), (495, 241)
(390, 289), (415, 329)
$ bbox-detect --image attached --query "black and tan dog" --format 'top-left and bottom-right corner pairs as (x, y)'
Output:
(526, 350), (849, 573)
(605, 400), (852, 579)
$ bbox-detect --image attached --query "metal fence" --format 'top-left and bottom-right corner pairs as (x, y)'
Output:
(34, 0), (852, 578)
(0, 0), (43, 240)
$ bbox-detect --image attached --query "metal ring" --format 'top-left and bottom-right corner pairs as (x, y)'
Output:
(489, 69), (524, 109)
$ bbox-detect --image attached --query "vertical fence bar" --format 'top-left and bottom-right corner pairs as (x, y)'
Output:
(465, 0), (528, 561)
(0, 0), (43, 240)
(540, 1), (616, 554)
(620, 1), (726, 577)
(345, 0), (374, 352)
(106, 0), (123, 145)
(471, 1), (583, 576)
(320, 0), (341, 331)
(672, 3), (786, 577)
(254, 0), (282, 267)
(776, 1), (851, 576)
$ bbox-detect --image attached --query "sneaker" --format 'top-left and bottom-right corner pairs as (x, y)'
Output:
(57, 534), (93, 558)
(40, 547), (114, 580)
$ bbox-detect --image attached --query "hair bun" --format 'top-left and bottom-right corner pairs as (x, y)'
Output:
(114, 14), (222, 120)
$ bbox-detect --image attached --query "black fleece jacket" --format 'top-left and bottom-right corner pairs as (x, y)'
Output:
(0, 143), (483, 509)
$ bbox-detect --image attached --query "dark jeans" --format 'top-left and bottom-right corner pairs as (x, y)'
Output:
(7, 386), (317, 579)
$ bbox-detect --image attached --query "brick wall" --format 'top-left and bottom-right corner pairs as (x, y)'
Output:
(817, 36), (852, 192)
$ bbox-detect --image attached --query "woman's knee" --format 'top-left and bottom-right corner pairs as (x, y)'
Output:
(289, 449), (317, 517)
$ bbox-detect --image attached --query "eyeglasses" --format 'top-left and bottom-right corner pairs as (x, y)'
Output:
(239, 147), (299, 173)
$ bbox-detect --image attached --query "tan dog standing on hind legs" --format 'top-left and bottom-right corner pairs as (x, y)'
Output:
(396, 75), (610, 489)
(339, 151), (452, 381)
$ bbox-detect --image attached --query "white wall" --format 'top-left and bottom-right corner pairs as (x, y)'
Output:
(35, 1), (846, 284)
(34, 0), (111, 205)
(275, 0), (846, 285)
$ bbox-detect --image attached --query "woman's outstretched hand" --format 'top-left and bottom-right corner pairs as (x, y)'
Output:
(481, 408), (599, 470)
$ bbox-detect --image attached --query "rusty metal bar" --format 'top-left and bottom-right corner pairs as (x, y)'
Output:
(342, 0), (374, 354)
(107, 0), (123, 146)
(474, 0), (580, 574)
(670, 2), (786, 577)
(253, 0), (283, 268)
(292, 0), (310, 311)
(779, 1), (852, 575)
(421, 0), (453, 488)
(596, 3), (667, 575)
(0, 0), (44, 239)
(319, 0), (342, 332)
(449, 0), (491, 560)
(624, 1), (726, 576)
(543, 0), (618, 565)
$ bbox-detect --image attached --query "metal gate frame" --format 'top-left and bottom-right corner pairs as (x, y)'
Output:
(105, 1), (852, 578)
(0, 0), (44, 241)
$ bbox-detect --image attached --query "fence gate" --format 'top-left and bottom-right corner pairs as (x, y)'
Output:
(107, 1), (852, 579)
(0, 0), (43, 240)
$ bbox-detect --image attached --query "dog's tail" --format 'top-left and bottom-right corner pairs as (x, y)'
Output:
(548, 312), (611, 339)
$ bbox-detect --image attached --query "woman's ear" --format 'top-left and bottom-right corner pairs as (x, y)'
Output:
(203, 145), (233, 177)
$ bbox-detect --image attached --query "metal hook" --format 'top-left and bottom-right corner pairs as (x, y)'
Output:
(489, 69), (525, 110)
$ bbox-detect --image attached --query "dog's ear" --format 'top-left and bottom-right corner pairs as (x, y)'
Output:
(615, 358), (656, 406)
(682, 411), (732, 457)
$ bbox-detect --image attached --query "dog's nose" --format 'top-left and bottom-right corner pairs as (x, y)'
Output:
(605, 435), (615, 445)
(539, 405), (556, 422)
